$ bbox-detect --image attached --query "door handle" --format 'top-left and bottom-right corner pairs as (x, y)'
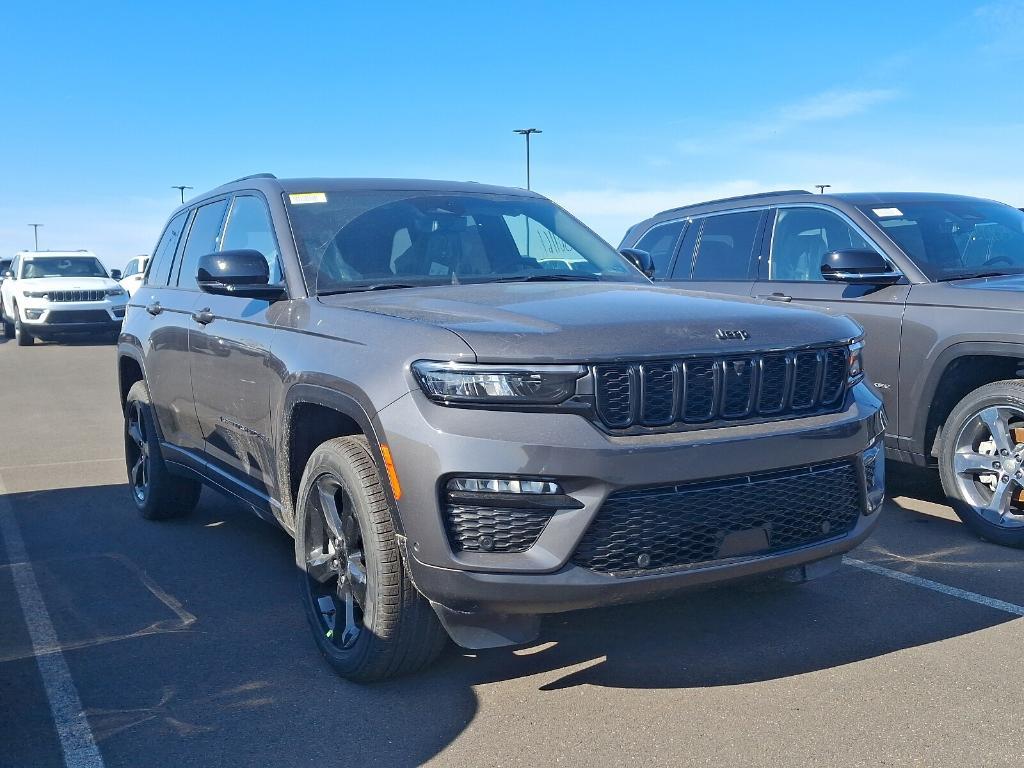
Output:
(757, 292), (792, 302)
(192, 308), (215, 325)
(146, 301), (163, 316)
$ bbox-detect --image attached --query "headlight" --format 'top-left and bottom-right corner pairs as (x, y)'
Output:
(847, 338), (864, 384)
(412, 361), (584, 405)
(23, 290), (48, 298)
(106, 287), (126, 297)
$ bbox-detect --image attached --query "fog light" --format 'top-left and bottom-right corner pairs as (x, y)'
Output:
(863, 440), (885, 514)
(25, 309), (44, 320)
(447, 477), (561, 494)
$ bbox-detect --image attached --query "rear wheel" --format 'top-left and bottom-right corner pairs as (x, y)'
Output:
(939, 380), (1024, 548)
(295, 436), (446, 682)
(124, 381), (201, 519)
(13, 304), (33, 346)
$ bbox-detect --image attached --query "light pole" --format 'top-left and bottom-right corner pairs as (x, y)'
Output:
(28, 224), (43, 251)
(172, 185), (194, 204)
(815, 184), (831, 194)
(513, 128), (542, 190)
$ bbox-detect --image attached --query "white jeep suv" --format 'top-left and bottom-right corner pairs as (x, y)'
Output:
(1, 251), (128, 346)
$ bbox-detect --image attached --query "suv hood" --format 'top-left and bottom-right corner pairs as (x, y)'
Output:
(919, 273), (1024, 310)
(323, 282), (861, 363)
(15, 276), (118, 292)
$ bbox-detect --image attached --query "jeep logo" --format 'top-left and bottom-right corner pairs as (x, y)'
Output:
(716, 329), (750, 341)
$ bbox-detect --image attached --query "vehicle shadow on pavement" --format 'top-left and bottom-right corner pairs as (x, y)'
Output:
(2, 471), (1020, 767)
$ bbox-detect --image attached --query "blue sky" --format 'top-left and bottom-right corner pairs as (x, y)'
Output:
(2, 0), (1023, 268)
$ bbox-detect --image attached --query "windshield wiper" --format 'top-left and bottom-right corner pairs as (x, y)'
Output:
(935, 270), (1021, 282)
(492, 273), (601, 283)
(319, 282), (421, 296)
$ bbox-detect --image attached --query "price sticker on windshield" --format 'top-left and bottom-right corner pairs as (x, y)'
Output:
(289, 192), (327, 205)
(872, 207), (903, 217)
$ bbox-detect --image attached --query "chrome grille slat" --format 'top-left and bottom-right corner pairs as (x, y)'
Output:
(593, 346), (849, 432)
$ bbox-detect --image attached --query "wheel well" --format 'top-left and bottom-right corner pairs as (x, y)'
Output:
(926, 355), (1024, 456)
(285, 402), (364, 509)
(118, 356), (144, 410)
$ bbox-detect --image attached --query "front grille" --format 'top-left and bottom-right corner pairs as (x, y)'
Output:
(45, 310), (110, 324)
(572, 461), (863, 575)
(593, 346), (849, 433)
(45, 290), (106, 302)
(444, 505), (554, 553)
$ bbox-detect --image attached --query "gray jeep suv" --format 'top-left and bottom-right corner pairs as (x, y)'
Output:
(623, 190), (1024, 547)
(118, 175), (885, 681)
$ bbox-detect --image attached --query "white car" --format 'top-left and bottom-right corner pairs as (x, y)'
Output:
(119, 255), (150, 296)
(1, 251), (128, 346)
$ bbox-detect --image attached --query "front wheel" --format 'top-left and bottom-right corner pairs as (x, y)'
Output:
(294, 436), (447, 682)
(13, 304), (33, 346)
(124, 381), (201, 519)
(939, 380), (1024, 548)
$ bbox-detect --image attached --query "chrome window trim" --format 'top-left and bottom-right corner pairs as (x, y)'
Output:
(766, 202), (903, 282)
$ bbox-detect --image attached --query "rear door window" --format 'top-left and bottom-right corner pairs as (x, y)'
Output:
(690, 210), (763, 281)
(146, 210), (190, 287)
(633, 220), (685, 278)
(176, 200), (229, 289)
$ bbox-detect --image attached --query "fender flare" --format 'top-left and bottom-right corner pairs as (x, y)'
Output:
(908, 340), (1024, 456)
(278, 380), (405, 533)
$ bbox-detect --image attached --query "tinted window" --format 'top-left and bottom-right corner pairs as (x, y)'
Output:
(221, 195), (282, 282)
(176, 200), (228, 289)
(10, 257), (21, 277)
(284, 192), (639, 295)
(23, 257), (107, 278)
(122, 259), (140, 278)
(691, 211), (762, 281)
(634, 220), (685, 278)
(859, 200), (1024, 280)
(147, 211), (189, 287)
(770, 207), (875, 282)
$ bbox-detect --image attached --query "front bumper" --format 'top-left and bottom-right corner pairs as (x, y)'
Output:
(20, 303), (125, 334)
(379, 382), (886, 615)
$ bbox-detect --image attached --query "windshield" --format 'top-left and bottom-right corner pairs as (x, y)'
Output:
(859, 200), (1024, 280)
(284, 191), (641, 295)
(21, 257), (108, 279)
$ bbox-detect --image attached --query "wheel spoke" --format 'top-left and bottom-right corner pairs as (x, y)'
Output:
(128, 421), (145, 450)
(954, 451), (998, 475)
(979, 408), (1013, 455)
(347, 552), (367, 607)
(341, 589), (360, 647)
(316, 480), (344, 541)
(983, 477), (1016, 519)
(131, 456), (145, 487)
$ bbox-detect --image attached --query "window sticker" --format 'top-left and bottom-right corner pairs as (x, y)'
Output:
(872, 207), (903, 218)
(289, 192), (327, 205)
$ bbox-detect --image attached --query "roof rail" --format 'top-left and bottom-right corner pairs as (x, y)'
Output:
(661, 189), (811, 215)
(228, 172), (278, 183)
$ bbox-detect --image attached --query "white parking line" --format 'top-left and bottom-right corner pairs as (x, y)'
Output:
(845, 557), (1024, 617)
(0, 477), (106, 768)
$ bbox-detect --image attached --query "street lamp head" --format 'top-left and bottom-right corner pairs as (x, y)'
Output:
(513, 128), (542, 136)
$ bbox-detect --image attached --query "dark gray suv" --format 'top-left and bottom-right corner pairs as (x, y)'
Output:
(623, 190), (1024, 547)
(118, 175), (885, 681)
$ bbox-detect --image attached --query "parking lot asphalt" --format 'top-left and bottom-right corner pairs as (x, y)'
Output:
(2, 338), (1024, 767)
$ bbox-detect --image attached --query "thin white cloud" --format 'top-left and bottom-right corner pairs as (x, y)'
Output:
(975, 0), (1024, 58)
(783, 88), (899, 123)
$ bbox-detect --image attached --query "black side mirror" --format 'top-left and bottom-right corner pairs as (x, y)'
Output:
(620, 247), (656, 279)
(110, 269), (122, 280)
(197, 250), (286, 300)
(821, 249), (901, 285)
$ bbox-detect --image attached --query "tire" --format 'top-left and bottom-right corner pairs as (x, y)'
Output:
(124, 380), (202, 520)
(294, 436), (447, 682)
(938, 380), (1024, 548)
(2, 316), (12, 339)
(13, 304), (33, 346)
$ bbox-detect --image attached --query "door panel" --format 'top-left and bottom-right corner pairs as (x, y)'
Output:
(752, 205), (908, 430)
(188, 194), (285, 499)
